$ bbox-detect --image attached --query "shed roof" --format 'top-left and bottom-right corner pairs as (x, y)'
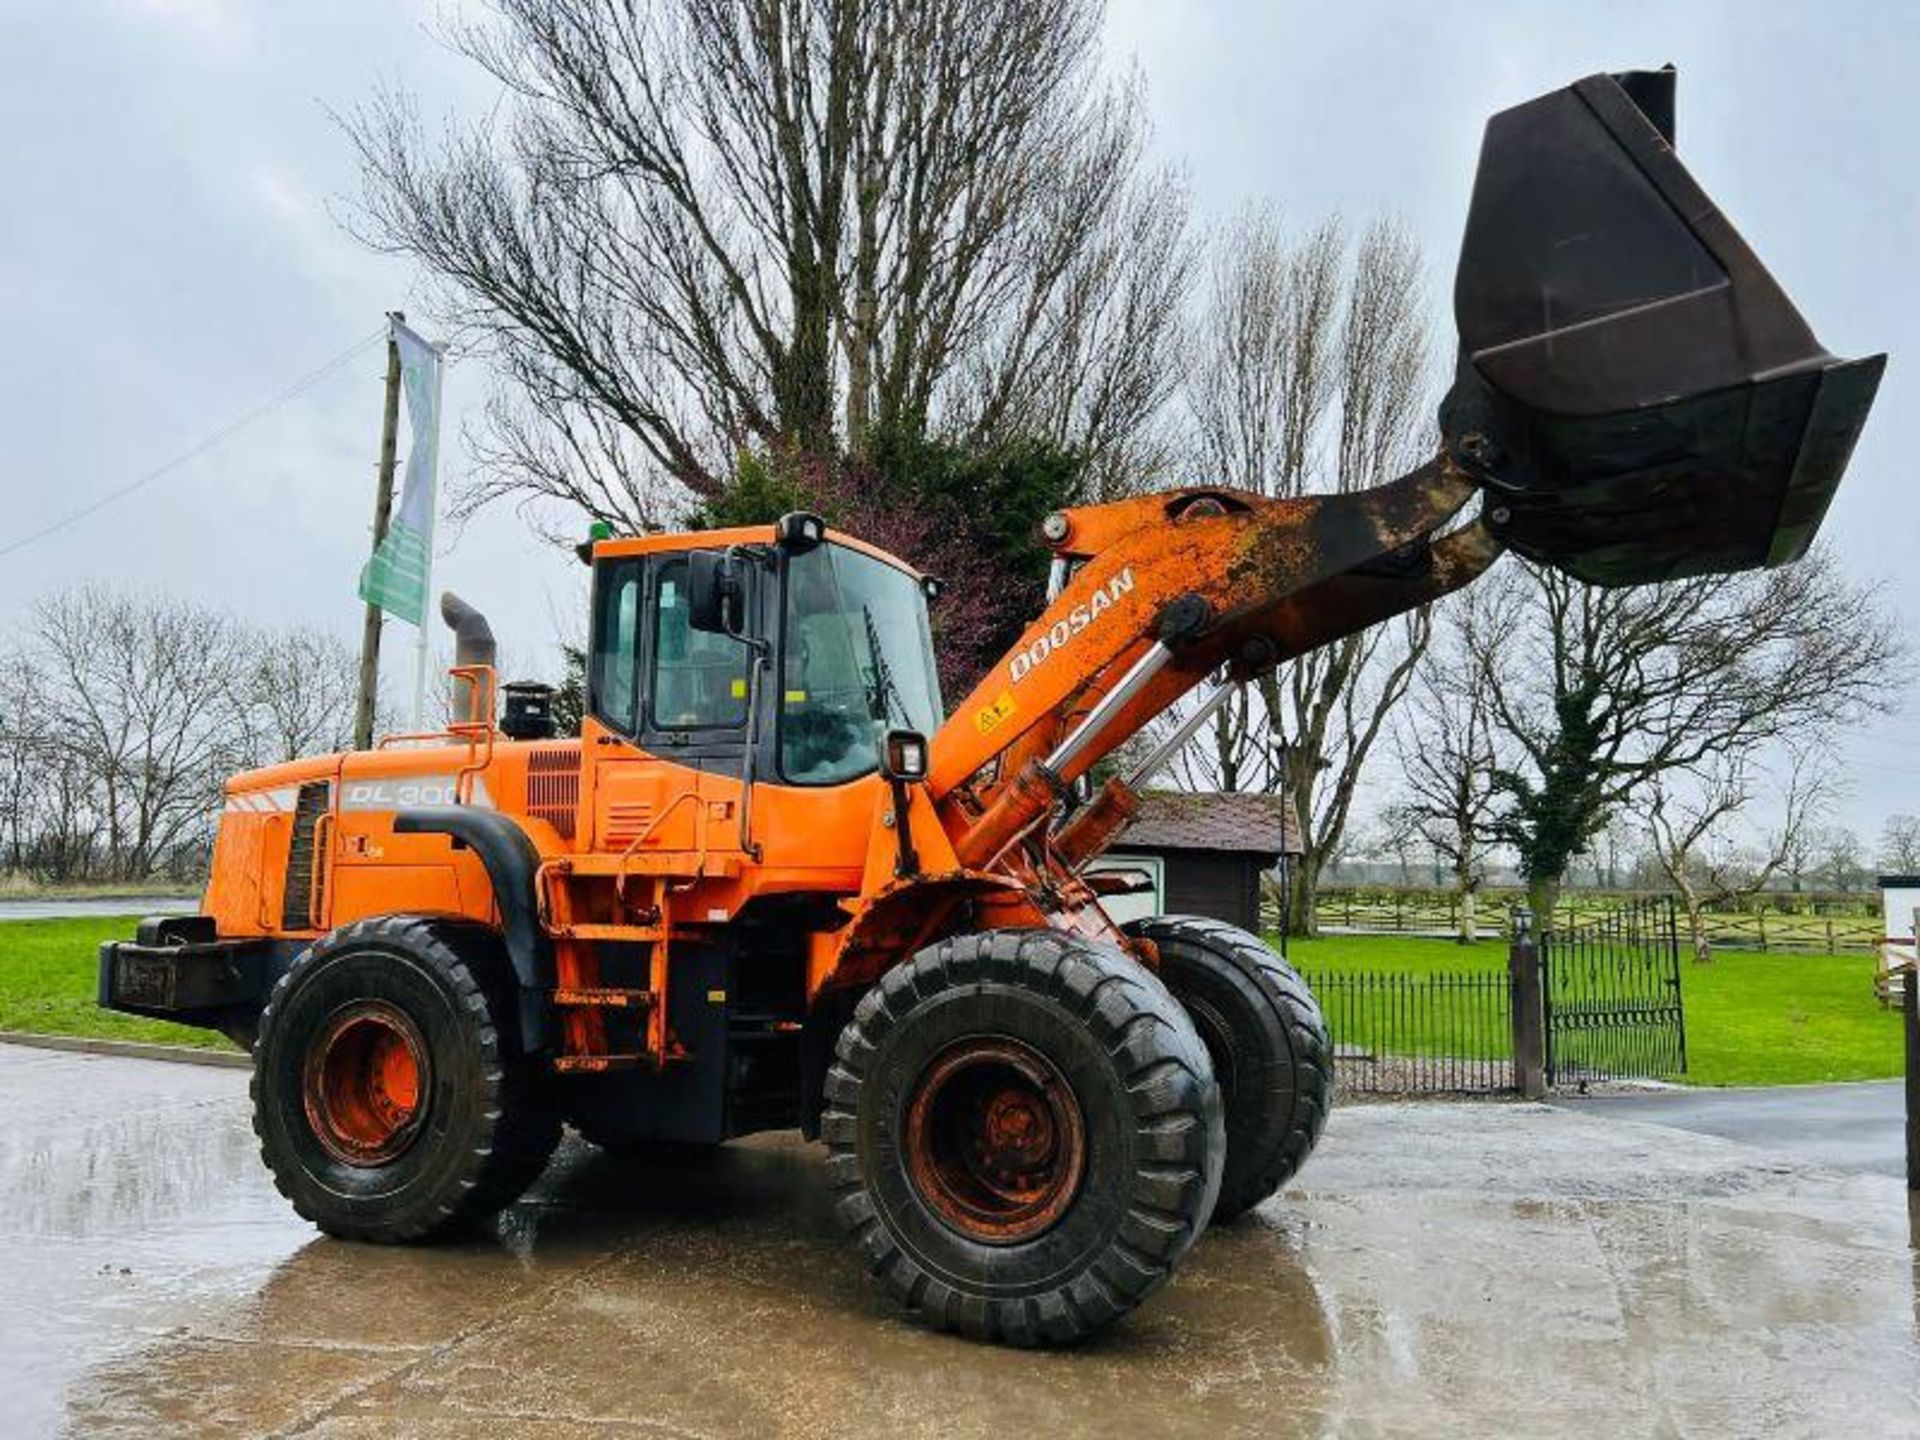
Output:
(1115, 790), (1302, 858)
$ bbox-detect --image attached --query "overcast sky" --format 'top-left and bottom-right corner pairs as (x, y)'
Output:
(3, 1), (1916, 840)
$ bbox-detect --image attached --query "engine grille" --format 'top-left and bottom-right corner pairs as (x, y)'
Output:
(526, 746), (581, 839)
(281, 780), (333, 930)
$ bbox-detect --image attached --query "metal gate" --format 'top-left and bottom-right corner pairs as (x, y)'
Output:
(1542, 898), (1687, 1084)
(1302, 968), (1513, 1096)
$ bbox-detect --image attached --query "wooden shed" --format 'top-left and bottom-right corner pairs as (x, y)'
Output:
(1090, 791), (1303, 934)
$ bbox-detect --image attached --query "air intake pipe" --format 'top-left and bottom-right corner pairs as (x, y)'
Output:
(440, 592), (497, 725)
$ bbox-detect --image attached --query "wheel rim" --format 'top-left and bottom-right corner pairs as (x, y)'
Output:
(302, 1000), (431, 1166)
(903, 1037), (1086, 1245)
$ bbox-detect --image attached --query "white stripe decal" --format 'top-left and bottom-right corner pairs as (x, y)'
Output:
(224, 785), (301, 814)
(225, 777), (494, 815)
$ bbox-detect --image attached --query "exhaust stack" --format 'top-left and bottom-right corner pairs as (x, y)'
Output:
(440, 592), (497, 725)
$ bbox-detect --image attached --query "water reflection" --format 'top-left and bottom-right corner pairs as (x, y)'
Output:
(29, 1092), (1919, 1438)
(64, 1137), (1339, 1438)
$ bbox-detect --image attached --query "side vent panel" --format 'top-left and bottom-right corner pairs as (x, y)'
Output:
(526, 746), (582, 840)
(281, 780), (333, 931)
(602, 801), (655, 850)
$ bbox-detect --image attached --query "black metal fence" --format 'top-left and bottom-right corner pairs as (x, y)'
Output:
(1302, 967), (1513, 1096)
(1541, 898), (1687, 1084)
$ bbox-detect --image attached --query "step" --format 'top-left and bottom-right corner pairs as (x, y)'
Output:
(563, 852), (745, 879)
(552, 987), (655, 1010)
(553, 923), (669, 943)
(551, 1053), (652, 1074)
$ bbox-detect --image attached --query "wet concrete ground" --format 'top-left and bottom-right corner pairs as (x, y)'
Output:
(4, 1047), (1917, 1438)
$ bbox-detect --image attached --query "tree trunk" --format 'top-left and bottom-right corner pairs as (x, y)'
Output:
(1686, 904), (1713, 964)
(1287, 854), (1322, 939)
(1457, 872), (1477, 945)
(1526, 873), (1561, 932)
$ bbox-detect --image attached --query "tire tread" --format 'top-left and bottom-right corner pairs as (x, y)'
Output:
(1126, 914), (1332, 1221)
(823, 928), (1224, 1345)
(251, 914), (559, 1244)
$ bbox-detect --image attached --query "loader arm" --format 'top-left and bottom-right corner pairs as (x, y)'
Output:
(925, 456), (1496, 870)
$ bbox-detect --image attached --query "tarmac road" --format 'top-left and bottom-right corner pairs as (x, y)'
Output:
(2, 1045), (1916, 1438)
(0, 897), (196, 921)
(1558, 1081), (1907, 1178)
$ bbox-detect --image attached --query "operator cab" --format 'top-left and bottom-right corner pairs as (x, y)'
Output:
(586, 514), (942, 787)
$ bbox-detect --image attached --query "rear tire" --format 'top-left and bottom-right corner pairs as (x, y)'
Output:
(1127, 915), (1332, 1222)
(252, 915), (560, 1243)
(824, 929), (1224, 1346)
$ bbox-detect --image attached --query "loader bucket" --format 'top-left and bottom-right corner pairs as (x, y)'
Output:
(1441, 67), (1885, 585)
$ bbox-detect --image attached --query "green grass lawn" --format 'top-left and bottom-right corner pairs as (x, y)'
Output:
(1269, 931), (1905, 1087)
(0, 915), (236, 1050)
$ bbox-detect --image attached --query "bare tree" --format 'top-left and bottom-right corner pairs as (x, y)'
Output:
(1780, 806), (1825, 893)
(1639, 752), (1830, 963)
(1393, 601), (1499, 942)
(0, 650), (58, 874)
(237, 626), (363, 766)
(1578, 811), (1635, 892)
(1169, 213), (1432, 935)
(1815, 826), (1867, 892)
(1465, 547), (1902, 922)
(1879, 813), (1920, 873)
(1374, 802), (1429, 889)
(1186, 208), (1343, 494)
(345, 0), (1189, 534)
(31, 589), (248, 882)
(3, 590), (417, 886)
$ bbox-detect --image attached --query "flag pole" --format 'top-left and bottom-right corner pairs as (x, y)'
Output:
(410, 338), (448, 729)
(352, 312), (404, 750)
(357, 318), (445, 734)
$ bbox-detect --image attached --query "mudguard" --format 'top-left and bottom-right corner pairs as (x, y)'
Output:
(394, 806), (555, 1051)
(1443, 67), (1884, 584)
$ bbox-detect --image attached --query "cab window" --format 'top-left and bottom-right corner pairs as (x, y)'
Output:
(590, 559), (642, 733)
(780, 544), (941, 784)
(650, 556), (750, 730)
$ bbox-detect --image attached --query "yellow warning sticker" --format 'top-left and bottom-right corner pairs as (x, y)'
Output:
(707, 989), (727, 1004)
(785, 689), (807, 703)
(974, 689), (1018, 736)
(730, 678), (748, 698)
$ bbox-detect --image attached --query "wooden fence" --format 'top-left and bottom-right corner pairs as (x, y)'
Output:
(1274, 885), (1881, 955)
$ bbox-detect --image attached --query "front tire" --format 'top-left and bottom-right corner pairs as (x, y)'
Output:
(252, 916), (560, 1243)
(1127, 915), (1333, 1222)
(824, 929), (1224, 1346)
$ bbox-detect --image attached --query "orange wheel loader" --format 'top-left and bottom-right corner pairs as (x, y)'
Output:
(101, 71), (1881, 1344)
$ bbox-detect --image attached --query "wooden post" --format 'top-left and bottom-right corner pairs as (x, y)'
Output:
(352, 316), (405, 751)
(1509, 907), (1547, 1099)
(1907, 910), (1918, 1192)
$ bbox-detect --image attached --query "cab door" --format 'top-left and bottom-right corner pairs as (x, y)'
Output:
(583, 552), (753, 863)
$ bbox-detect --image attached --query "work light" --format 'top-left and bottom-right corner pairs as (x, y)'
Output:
(882, 729), (928, 782)
(775, 511), (826, 554)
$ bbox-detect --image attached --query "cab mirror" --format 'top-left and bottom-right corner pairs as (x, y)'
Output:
(688, 550), (745, 636)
